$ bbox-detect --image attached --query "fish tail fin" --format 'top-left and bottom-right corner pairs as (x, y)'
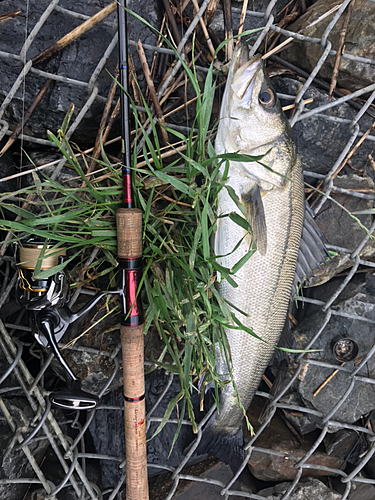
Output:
(194, 413), (244, 472)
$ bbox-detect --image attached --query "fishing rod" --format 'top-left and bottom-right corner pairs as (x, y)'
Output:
(117, 2), (149, 499)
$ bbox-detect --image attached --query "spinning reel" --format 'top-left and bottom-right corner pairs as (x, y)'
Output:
(15, 237), (122, 410)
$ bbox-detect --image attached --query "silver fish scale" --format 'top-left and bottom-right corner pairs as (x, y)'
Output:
(214, 158), (305, 433)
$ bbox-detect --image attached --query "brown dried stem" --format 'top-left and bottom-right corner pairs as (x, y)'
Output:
(128, 54), (146, 123)
(162, 0), (182, 46)
(103, 98), (121, 143)
(147, 15), (167, 103)
(281, 97), (313, 111)
(84, 68), (120, 183)
(328, 0), (355, 100)
(262, 37), (294, 60)
(313, 363), (345, 397)
(299, 0), (307, 14)
(204, 0), (220, 25)
(136, 141), (190, 168)
(132, 50), (202, 148)
(237, 0), (249, 40)
(31, 2), (116, 66)
(0, 9), (21, 25)
(0, 79), (53, 157)
(160, 50), (202, 104)
(331, 121), (375, 180)
(183, 0), (193, 10)
(70, 135), (199, 184)
(193, 0), (216, 57)
(136, 39), (169, 146)
(264, 4), (300, 54)
(222, 0), (233, 61)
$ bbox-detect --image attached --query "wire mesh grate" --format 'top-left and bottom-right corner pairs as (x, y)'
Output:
(0, 0), (375, 499)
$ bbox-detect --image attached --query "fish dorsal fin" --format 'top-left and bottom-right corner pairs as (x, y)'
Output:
(292, 202), (330, 295)
(242, 184), (267, 255)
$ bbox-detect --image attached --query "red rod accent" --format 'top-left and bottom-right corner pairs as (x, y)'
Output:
(122, 170), (132, 207)
(125, 269), (142, 318)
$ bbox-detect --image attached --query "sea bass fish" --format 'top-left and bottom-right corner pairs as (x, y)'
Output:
(198, 44), (326, 464)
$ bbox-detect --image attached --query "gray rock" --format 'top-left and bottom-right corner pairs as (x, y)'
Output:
(361, 412), (375, 479)
(292, 277), (375, 426)
(258, 477), (341, 500)
(282, 0), (375, 92)
(61, 343), (121, 397)
(348, 483), (375, 500)
(245, 397), (342, 482)
(0, 398), (49, 500)
(170, 460), (255, 500)
(324, 428), (367, 464)
(272, 77), (374, 178)
(0, 148), (16, 195)
(27, 490), (78, 500)
(0, 357), (18, 393)
(280, 392), (319, 435)
(314, 174), (375, 258)
(0, 0), (161, 145)
(88, 389), (124, 489)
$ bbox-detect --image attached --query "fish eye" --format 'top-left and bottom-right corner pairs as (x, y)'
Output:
(258, 89), (275, 109)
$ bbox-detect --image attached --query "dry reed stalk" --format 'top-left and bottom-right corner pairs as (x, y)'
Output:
(328, 0), (356, 100)
(31, 2), (117, 66)
(136, 39), (169, 146)
(0, 80), (53, 157)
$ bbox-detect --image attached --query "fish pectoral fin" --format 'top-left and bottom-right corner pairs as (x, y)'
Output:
(242, 184), (267, 255)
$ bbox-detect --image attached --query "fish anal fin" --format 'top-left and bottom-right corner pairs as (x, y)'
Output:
(274, 315), (295, 363)
(242, 184), (267, 255)
(294, 202), (330, 287)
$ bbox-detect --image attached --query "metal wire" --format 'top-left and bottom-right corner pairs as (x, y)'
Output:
(0, 0), (375, 499)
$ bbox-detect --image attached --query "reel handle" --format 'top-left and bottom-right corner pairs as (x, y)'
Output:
(50, 380), (99, 410)
(38, 312), (99, 410)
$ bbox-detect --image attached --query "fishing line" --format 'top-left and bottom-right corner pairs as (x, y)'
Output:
(20, 0), (30, 177)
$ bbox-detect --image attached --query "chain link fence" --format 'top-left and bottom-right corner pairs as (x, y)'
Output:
(0, 0), (375, 498)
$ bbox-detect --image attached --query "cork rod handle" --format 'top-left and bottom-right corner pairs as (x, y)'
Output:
(121, 322), (148, 500)
(116, 208), (148, 500)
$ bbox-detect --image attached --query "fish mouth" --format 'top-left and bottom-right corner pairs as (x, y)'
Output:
(230, 44), (262, 102)
(232, 42), (251, 72)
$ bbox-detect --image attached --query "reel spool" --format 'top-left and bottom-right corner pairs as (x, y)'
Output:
(16, 237), (68, 310)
